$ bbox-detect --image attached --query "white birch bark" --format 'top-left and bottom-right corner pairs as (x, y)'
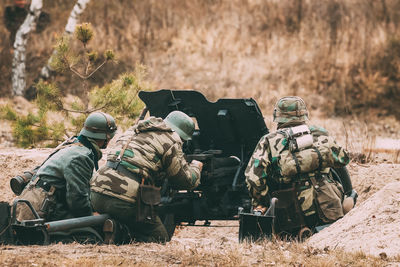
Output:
(11, 0), (42, 96)
(40, 0), (91, 79)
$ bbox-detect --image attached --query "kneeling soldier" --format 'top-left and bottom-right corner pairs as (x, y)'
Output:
(14, 112), (117, 222)
(245, 96), (353, 237)
(90, 111), (203, 243)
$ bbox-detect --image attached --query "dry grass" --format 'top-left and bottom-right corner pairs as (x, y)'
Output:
(0, 123), (399, 267)
(0, 237), (392, 267)
(1, 0), (400, 118)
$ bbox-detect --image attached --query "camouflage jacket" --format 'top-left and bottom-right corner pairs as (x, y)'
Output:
(245, 124), (349, 214)
(90, 117), (201, 203)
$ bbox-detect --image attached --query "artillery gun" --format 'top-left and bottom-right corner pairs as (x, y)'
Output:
(138, 90), (355, 241)
(0, 89), (355, 244)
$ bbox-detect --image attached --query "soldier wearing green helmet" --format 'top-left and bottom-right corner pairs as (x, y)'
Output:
(90, 110), (203, 244)
(14, 112), (117, 222)
(164, 110), (195, 141)
(245, 96), (352, 237)
(80, 111), (117, 148)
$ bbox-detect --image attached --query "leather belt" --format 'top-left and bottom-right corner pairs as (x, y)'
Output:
(106, 161), (141, 183)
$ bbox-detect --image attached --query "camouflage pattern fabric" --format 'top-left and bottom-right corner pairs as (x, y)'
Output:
(90, 117), (201, 204)
(91, 192), (169, 243)
(245, 124), (349, 217)
(273, 96), (309, 123)
(279, 128), (349, 177)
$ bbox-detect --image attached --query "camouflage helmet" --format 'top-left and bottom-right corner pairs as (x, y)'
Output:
(79, 112), (117, 140)
(273, 96), (309, 123)
(164, 111), (195, 141)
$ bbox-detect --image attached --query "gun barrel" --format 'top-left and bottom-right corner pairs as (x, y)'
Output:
(45, 214), (110, 232)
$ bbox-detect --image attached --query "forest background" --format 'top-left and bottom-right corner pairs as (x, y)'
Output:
(1, 0), (400, 121)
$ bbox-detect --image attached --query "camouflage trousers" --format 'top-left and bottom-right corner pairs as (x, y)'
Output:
(90, 192), (169, 243)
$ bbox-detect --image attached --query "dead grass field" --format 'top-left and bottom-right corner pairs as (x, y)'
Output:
(1, 113), (400, 266)
(0, 234), (392, 267)
(2, 0), (400, 117)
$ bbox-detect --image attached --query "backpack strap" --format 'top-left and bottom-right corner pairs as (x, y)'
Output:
(33, 139), (82, 181)
(41, 140), (82, 166)
(291, 151), (302, 175)
(108, 129), (138, 170)
(313, 147), (323, 179)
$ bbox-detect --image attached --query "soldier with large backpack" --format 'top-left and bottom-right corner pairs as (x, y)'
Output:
(245, 96), (354, 237)
(90, 110), (204, 244)
(13, 112), (117, 222)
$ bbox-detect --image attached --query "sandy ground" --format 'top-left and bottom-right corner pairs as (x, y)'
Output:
(308, 182), (400, 258)
(1, 147), (400, 264)
(1, 97), (400, 265)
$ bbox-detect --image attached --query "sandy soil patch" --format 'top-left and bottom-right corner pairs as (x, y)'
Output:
(0, 123), (399, 265)
(308, 182), (400, 258)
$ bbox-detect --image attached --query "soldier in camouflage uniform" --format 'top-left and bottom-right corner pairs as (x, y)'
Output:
(90, 111), (203, 243)
(245, 96), (351, 233)
(14, 112), (117, 221)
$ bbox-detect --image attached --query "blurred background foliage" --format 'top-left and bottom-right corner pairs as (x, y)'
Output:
(1, 0), (400, 146)
(0, 20), (150, 147)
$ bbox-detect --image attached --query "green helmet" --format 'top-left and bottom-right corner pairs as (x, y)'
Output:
(79, 112), (117, 140)
(164, 111), (195, 141)
(273, 96), (309, 123)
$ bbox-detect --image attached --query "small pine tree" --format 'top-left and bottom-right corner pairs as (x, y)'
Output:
(1, 23), (151, 148)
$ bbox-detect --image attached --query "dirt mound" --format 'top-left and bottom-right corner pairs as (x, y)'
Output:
(308, 182), (400, 257)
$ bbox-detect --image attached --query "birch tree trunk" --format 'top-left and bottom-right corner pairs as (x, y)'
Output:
(39, 0), (91, 79)
(11, 0), (42, 96)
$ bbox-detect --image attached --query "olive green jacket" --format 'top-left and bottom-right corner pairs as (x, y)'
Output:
(36, 139), (97, 220)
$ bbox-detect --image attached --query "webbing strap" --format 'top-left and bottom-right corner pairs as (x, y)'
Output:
(40, 141), (82, 170)
(291, 152), (301, 175)
(314, 147), (323, 170)
(31, 141), (82, 188)
(309, 176), (321, 192)
(114, 130), (137, 168)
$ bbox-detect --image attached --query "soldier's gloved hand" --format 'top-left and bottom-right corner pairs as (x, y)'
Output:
(191, 160), (204, 172)
(253, 205), (267, 215)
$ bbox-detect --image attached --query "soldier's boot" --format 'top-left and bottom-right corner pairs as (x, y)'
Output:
(103, 219), (117, 244)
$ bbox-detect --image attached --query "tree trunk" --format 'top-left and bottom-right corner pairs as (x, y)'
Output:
(11, 0), (42, 96)
(39, 0), (91, 80)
